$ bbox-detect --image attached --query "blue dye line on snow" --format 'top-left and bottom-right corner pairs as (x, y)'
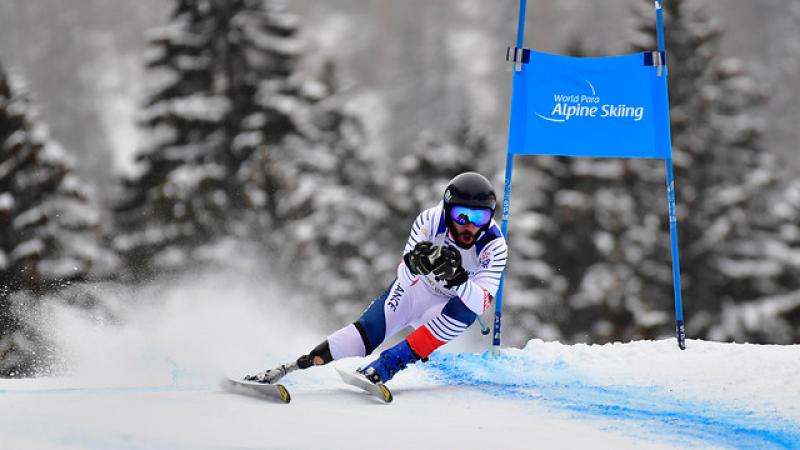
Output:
(424, 352), (800, 449)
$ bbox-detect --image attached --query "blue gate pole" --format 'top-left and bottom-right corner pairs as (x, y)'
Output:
(665, 161), (686, 350)
(493, 0), (527, 355)
(656, 1), (686, 350)
(493, 158), (515, 354)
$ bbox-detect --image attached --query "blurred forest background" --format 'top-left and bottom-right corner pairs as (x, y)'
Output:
(1, 0), (800, 377)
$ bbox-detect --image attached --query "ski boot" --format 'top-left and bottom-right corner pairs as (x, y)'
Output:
(359, 340), (421, 384)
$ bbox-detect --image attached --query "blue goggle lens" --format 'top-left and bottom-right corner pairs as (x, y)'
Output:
(450, 206), (492, 227)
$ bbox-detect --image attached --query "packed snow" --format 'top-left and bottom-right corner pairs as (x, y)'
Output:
(1, 268), (798, 450)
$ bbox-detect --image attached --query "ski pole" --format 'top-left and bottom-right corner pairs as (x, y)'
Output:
(476, 316), (490, 335)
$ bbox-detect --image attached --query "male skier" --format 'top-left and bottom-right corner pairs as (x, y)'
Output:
(245, 171), (508, 385)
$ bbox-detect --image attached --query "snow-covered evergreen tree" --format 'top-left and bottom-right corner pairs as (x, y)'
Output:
(630, 0), (800, 343)
(114, 0), (303, 275)
(504, 155), (671, 345)
(385, 112), (496, 234)
(111, 0), (393, 321)
(269, 79), (393, 317)
(504, 0), (795, 345)
(0, 64), (111, 376)
(707, 178), (800, 343)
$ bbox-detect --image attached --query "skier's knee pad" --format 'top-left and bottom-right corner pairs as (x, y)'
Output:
(354, 320), (381, 356)
(442, 296), (477, 326)
(297, 340), (333, 369)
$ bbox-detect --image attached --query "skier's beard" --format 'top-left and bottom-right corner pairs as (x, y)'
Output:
(449, 219), (481, 249)
(457, 231), (476, 247)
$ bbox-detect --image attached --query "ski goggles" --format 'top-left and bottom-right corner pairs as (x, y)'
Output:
(449, 206), (493, 227)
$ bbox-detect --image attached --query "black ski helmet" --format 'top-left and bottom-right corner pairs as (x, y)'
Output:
(443, 172), (497, 238)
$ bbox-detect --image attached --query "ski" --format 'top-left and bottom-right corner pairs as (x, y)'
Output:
(335, 368), (393, 403)
(222, 378), (291, 404)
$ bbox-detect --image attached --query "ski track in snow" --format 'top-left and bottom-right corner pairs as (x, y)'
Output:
(423, 351), (800, 450)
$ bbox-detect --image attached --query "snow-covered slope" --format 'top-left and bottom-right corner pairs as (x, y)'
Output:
(2, 339), (799, 450)
(1, 269), (798, 449)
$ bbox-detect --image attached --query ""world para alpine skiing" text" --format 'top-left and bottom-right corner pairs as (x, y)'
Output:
(550, 94), (644, 121)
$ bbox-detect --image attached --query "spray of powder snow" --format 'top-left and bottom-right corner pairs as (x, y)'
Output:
(31, 254), (327, 389)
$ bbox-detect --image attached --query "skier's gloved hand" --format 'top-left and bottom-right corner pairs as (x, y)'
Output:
(431, 245), (469, 288)
(404, 241), (437, 275)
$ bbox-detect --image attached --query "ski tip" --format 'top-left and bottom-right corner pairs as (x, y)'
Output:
(378, 384), (393, 403)
(276, 384), (291, 403)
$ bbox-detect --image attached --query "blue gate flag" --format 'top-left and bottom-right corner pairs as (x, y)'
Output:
(508, 50), (671, 159)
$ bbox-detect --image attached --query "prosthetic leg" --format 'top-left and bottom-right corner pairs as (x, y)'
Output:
(244, 340), (333, 384)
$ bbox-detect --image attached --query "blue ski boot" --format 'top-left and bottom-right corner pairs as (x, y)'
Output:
(360, 340), (421, 384)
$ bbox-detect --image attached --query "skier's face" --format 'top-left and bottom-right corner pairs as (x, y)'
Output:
(452, 221), (480, 247)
